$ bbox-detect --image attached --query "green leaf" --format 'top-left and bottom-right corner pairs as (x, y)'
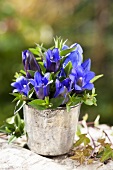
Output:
(83, 92), (97, 106)
(14, 100), (26, 114)
(83, 114), (88, 121)
(12, 93), (23, 102)
(20, 70), (26, 75)
(19, 120), (25, 133)
(76, 124), (82, 136)
(28, 88), (34, 98)
(100, 145), (113, 162)
(35, 43), (47, 52)
(14, 113), (21, 128)
(92, 88), (95, 94)
(38, 62), (46, 74)
(49, 97), (64, 109)
(66, 104), (70, 112)
(74, 134), (90, 147)
(94, 115), (100, 127)
(64, 61), (72, 76)
(27, 70), (35, 77)
(83, 98), (94, 105)
(69, 95), (82, 106)
(54, 36), (64, 50)
(6, 116), (14, 124)
(8, 135), (17, 143)
(90, 74), (103, 83)
(5, 116), (15, 132)
(28, 99), (47, 110)
(0, 125), (8, 133)
(29, 48), (40, 56)
(60, 47), (76, 56)
(45, 96), (49, 105)
(28, 99), (46, 105)
(29, 104), (47, 110)
(14, 72), (22, 79)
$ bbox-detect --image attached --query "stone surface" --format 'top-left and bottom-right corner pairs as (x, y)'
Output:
(0, 138), (68, 170)
(0, 124), (113, 170)
(0, 133), (113, 170)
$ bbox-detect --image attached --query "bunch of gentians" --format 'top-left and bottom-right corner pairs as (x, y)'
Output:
(11, 37), (102, 112)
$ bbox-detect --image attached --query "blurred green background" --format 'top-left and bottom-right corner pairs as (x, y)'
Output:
(0, 0), (113, 126)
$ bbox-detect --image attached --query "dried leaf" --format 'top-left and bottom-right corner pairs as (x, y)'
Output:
(87, 159), (93, 164)
(70, 151), (86, 164)
(97, 138), (106, 145)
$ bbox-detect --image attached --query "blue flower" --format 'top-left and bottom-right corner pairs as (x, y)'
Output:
(22, 50), (40, 77)
(11, 76), (30, 96)
(54, 78), (73, 98)
(44, 48), (61, 72)
(30, 71), (52, 99)
(63, 43), (83, 68)
(58, 68), (66, 78)
(69, 59), (95, 92)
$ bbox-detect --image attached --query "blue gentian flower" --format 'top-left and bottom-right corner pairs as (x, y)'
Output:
(30, 71), (52, 99)
(62, 45), (69, 50)
(11, 76), (30, 96)
(69, 59), (95, 92)
(63, 43), (83, 68)
(22, 50), (40, 77)
(44, 48), (61, 72)
(58, 68), (66, 78)
(54, 78), (73, 98)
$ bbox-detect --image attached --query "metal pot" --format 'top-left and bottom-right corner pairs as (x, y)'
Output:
(23, 104), (81, 156)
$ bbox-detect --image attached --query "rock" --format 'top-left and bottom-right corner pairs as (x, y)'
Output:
(0, 138), (68, 170)
(0, 124), (113, 170)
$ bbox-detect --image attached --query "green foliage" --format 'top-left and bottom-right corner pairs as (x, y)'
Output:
(27, 70), (35, 77)
(0, 113), (25, 143)
(90, 74), (103, 83)
(74, 134), (90, 147)
(28, 96), (64, 110)
(66, 88), (97, 112)
(38, 62), (46, 74)
(82, 88), (97, 106)
(29, 44), (46, 58)
(29, 48), (41, 56)
(60, 46), (76, 56)
(68, 94), (82, 106)
(97, 139), (113, 162)
(64, 61), (72, 76)
(54, 36), (66, 50)
(14, 100), (26, 114)
(28, 99), (48, 110)
(70, 115), (113, 165)
(49, 97), (64, 109)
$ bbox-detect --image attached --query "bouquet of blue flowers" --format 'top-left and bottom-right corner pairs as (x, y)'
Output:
(11, 37), (103, 113)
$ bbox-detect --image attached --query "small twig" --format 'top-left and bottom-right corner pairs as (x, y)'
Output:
(79, 120), (113, 145)
(0, 133), (8, 140)
(80, 120), (98, 158)
(79, 121), (94, 127)
(103, 130), (113, 145)
(94, 126), (113, 145)
(87, 131), (97, 158)
(88, 131), (96, 148)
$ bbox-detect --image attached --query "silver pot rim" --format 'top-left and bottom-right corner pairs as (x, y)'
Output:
(26, 102), (81, 111)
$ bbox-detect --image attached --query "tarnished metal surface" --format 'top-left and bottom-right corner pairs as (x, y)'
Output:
(24, 104), (81, 156)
